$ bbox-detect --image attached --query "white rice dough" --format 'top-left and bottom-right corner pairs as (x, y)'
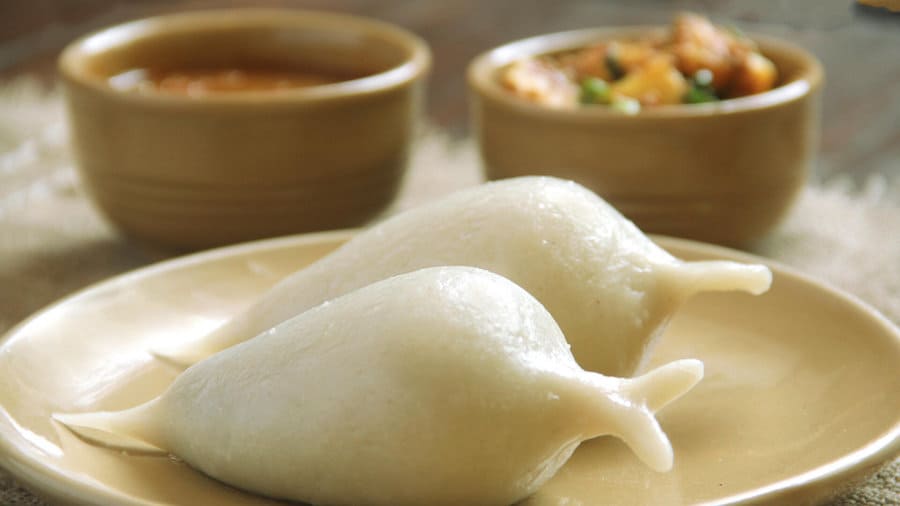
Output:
(155, 176), (769, 375)
(57, 267), (704, 506)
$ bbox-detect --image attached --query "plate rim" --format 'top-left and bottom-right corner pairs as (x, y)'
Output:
(0, 231), (898, 506)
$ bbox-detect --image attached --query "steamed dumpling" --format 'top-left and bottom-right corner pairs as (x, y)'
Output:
(57, 267), (703, 506)
(155, 176), (769, 375)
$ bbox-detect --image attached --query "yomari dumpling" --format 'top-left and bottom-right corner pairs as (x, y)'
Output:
(154, 176), (770, 375)
(57, 267), (704, 506)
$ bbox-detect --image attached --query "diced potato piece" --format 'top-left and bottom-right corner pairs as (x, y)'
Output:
(608, 41), (662, 74)
(610, 55), (688, 106)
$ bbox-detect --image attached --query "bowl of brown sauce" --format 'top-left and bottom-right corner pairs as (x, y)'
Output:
(468, 13), (822, 247)
(59, 9), (430, 249)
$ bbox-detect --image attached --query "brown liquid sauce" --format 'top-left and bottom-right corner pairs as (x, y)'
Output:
(108, 67), (353, 95)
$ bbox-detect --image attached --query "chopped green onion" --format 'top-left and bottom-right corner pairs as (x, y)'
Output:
(684, 86), (718, 104)
(684, 69), (719, 104)
(610, 96), (640, 115)
(580, 78), (610, 105)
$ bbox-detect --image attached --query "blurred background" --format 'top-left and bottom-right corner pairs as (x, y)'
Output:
(0, 0), (897, 185)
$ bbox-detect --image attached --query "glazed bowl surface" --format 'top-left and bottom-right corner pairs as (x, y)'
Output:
(60, 8), (430, 249)
(468, 27), (822, 246)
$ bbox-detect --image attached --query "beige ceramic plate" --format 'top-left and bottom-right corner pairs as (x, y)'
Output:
(0, 231), (898, 506)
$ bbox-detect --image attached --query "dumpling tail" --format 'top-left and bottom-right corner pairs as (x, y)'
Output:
(622, 358), (704, 413)
(665, 260), (772, 297)
(609, 401), (673, 472)
(53, 399), (167, 455)
(617, 359), (703, 471)
(583, 359), (703, 472)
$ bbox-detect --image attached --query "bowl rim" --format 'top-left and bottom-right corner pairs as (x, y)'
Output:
(58, 8), (431, 106)
(467, 25), (823, 120)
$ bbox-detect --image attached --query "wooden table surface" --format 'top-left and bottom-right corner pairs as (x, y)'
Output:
(1, 0), (898, 186)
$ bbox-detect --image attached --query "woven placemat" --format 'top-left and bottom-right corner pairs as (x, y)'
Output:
(0, 80), (897, 505)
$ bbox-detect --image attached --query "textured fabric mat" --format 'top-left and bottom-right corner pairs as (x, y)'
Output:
(0, 79), (897, 505)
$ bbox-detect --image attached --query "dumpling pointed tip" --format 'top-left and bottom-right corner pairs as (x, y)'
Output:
(149, 343), (205, 369)
(52, 411), (88, 428)
(52, 411), (122, 437)
(53, 405), (167, 455)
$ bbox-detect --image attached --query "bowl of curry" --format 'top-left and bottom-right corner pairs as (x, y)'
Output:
(60, 8), (430, 249)
(468, 13), (823, 246)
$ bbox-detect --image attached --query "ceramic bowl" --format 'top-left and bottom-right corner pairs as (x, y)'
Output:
(468, 27), (823, 246)
(59, 9), (430, 249)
